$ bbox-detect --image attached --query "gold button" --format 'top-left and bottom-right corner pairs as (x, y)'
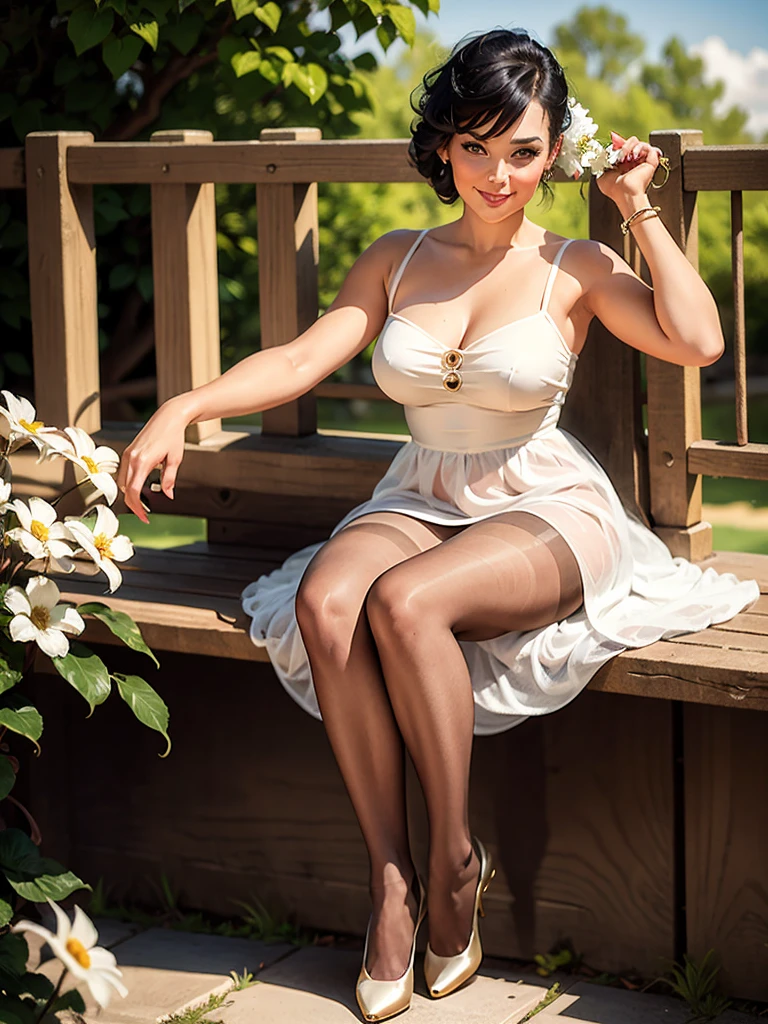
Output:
(441, 348), (464, 370)
(442, 371), (462, 391)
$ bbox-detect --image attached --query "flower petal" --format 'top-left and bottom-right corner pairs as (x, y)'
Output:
(3, 586), (32, 616)
(36, 627), (70, 658)
(70, 904), (100, 950)
(27, 575), (61, 610)
(9, 615), (38, 644)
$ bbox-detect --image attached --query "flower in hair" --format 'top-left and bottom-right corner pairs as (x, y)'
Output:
(555, 97), (621, 180)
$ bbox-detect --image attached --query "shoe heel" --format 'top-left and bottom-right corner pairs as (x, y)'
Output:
(478, 867), (496, 918)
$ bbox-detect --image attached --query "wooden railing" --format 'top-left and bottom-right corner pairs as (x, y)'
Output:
(1, 129), (766, 559)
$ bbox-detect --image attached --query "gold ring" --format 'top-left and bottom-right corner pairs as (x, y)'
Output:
(442, 371), (462, 391)
(649, 154), (670, 189)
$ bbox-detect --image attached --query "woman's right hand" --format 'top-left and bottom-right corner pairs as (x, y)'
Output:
(116, 398), (189, 524)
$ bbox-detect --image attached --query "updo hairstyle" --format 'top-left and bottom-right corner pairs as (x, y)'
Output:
(408, 29), (571, 206)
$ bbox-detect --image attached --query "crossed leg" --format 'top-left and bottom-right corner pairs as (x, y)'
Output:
(363, 509), (583, 957)
(295, 507), (584, 979)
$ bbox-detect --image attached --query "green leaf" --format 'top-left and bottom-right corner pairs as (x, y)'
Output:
(115, 674), (171, 757)
(76, 602), (160, 668)
(49, 640), (112, 715)
(0, 897), (12, 928)
(51, 988), (86, 1013)
(231, 50), (262, 77)
(0, 999), (24, 1024)
(67, 4), (115, 56)
(109, 263), (137, 289)
(0, 694), (42, 754)
(291, 62), (328, 105)
(264, 44), (294, 62)
(2, 352), (31, 376)
(352, 51), (377, 71)
(102, 33), (143, 79)
(137, 264), (154, 301)
(9, 862), (90, 903)
(254, 1), (281, 31)
(0, 755), (16, 801)
(0, 932), (27, 979)
(384, 3), (415, 46)
(0, 652), (22, 697)
(230, 0), (258, 17)
(129, 19), (159, 50)
(165, 12), (203, 54)
(375, 17), (397, 52)
(178, 0), (198, 10)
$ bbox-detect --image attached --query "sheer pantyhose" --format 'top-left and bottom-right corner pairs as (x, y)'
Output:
(294, 509), (583, 982)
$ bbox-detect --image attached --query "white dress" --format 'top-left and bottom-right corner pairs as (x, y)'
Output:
(241, 230), (760, 735)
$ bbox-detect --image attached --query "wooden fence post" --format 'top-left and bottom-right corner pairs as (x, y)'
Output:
(150, 129), (222, 444)
(256, 127), (320, 436)
(25, 132), (100, 435)
(646, 129), (712, 560)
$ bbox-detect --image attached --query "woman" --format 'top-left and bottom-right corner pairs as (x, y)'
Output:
(117, 29), (759, 1023)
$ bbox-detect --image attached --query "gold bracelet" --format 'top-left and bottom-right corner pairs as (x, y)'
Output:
(620, 205), (661, 235)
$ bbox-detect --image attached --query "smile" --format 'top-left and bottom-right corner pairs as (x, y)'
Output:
(476, 189), (513, 206)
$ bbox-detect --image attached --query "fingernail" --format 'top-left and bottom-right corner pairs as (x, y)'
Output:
(632, 144), (641, 158)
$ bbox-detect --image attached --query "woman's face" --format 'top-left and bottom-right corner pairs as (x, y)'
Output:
(439, 99), (561, 220)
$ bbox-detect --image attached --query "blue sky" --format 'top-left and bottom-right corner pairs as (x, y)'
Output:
(416, 0), (767, 62)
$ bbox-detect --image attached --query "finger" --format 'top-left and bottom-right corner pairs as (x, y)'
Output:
(610, 130), (626, 149)
(619, 136), (640, 162)
(162, 460), (179, 499)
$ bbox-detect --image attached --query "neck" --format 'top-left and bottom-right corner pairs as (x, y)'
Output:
(452, 204), (539, 253)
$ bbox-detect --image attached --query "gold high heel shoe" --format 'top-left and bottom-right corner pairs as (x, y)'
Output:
(356, 872), (427, 1022)
(423, 835), (496, 999)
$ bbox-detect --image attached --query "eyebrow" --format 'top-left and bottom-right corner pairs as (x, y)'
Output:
(465, 131), (543, 144)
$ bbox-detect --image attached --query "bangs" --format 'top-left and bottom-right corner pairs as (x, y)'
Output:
(448, 64), (542, 140)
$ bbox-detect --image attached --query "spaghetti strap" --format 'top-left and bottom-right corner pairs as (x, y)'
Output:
(540, 239), (574, 313)
(388, 228), (430, 313)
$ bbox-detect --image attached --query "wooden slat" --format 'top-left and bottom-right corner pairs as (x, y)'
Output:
(25, 132), (100, 436)
(645, 129), (710, 560)
(688, 439), (768, 480)
(0, 147), (24, 188)
(695, 550), (768, 590)
(255, 128), (320, 436)
(683, 145), (768, 192)
(64, 138), (581, 186)
(314, 381), (390, 401)
(731, 190), (748, 444)
(150, 129), (222, 444)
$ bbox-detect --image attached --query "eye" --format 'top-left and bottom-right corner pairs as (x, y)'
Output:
(460, 143), (540, 159)
(461, 142), (485, 155)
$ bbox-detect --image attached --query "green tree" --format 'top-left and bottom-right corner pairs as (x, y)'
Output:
(0, 0), (438, 417)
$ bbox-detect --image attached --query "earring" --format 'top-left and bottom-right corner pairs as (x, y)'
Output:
(541, 165), (553, 182)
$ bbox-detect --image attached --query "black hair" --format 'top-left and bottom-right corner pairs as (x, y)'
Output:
(408, 28), (571, 206)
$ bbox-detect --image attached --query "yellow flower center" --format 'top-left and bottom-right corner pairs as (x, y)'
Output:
(93, 533), (113, 559)
(19, 419), (45, 433)
(30, 604), (51, 630)
(577, 135), (592, 155)
(30, 519), (49, 542)
(66, 937), (91, 969)
(82, 455), (99, 474)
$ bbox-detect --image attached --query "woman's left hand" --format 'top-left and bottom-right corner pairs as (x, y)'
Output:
(596, 131), (664, 202)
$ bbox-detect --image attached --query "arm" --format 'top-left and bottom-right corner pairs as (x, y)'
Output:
(580, 133), (725, 368)
(173, 230), (402, 425)
(118, 229), (408, 521)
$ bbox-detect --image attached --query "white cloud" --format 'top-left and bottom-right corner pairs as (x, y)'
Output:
(689, 35), (768, 137)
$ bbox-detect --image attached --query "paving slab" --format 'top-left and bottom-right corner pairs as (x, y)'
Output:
(217, 945), (558, 1024)
(34, 925), (297, 1024)
(533, 981), (756, 1024)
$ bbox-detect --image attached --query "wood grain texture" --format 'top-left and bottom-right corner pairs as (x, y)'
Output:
(150, 130), (222, 444)
(645, 130), (710, 558)
(25, 132), (100, 435)
(255, 128), (320, 437)
(684, 704), (768, 1000)
(688, 439), (768, 480)
(683, 145), (768, 191)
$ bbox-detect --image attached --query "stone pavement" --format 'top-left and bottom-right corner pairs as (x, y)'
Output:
(24, 917), (757, 1024)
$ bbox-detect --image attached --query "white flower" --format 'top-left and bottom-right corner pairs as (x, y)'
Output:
(0, 390), (63, 461)
(3, 575), (85, 658)
(0, 478), (11, 514)
(555, 97), (622, 180)
(11, 897), (128, 1008)
(64, 504), (134, 594)
(46, 426), (120, 506)
(5, 496), (78, 574)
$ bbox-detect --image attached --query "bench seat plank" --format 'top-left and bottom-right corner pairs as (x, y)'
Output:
(42, 546), (768, 712)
